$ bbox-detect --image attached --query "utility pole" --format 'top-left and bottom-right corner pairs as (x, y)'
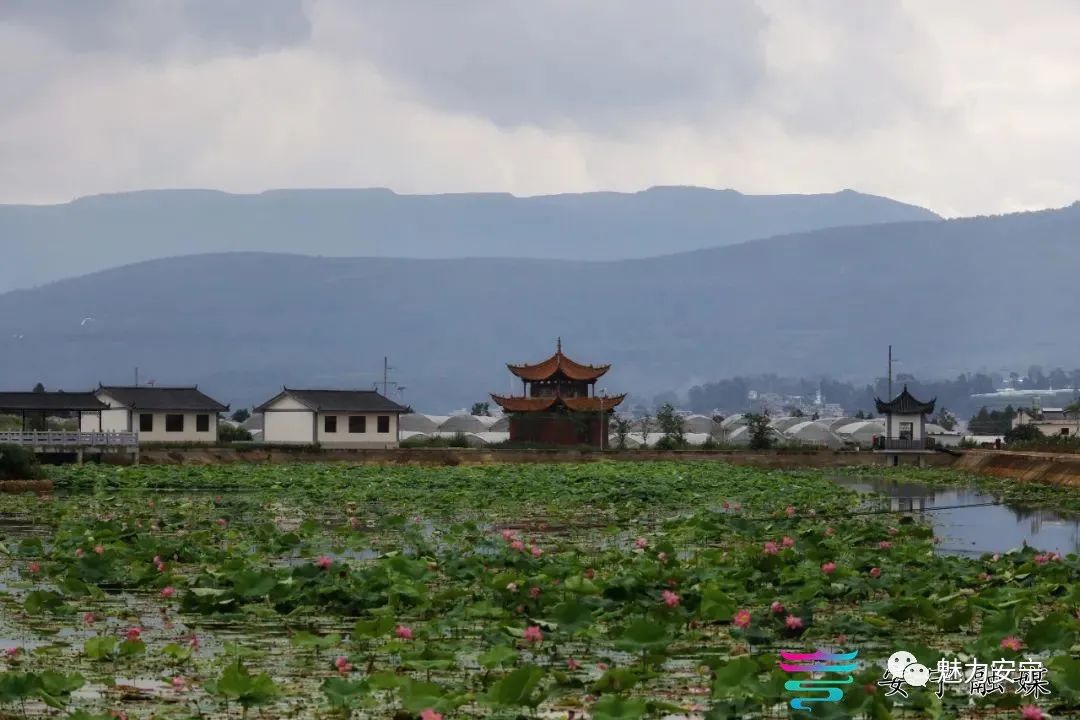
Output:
(887, 345), (892, 400)
(382, 356), (393, 396)
(134, 366), (139, 387)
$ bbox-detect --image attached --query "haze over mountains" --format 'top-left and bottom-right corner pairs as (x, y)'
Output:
(2, 202), (1078, 412)
(0, 186), (939, 291)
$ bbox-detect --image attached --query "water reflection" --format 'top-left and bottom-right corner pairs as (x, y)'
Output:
(832, 476), (1080, 557)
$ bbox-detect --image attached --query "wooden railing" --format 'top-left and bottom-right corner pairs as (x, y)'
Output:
(0, 431), (138, 448)
(873, 437), (935, 451)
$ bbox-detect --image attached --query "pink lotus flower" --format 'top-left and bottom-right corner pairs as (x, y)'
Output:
(75, 548), (84, 558)
(1033, 553), (1049, 566)
(506, 582), (518, 593)
(781, 536), (795, 548)
(315, 555), (333, 569)
(523, 625), (543, 643)
(635, 537), (649, 549)
(530, 545), (542, 558)
(770, 601), (785, 614)
(28, 562), (40, 574)
(785, 506), (796, 517)
(125, 627), (142, 642)
(1000, 636), (1023, 652)
(733, 609), (752, 628)
(1021, 705), (1045, 720)
(657, 551), (668, 563)
(4, 647), (20, 659)
(172, 676), (186, 691)
(661, 590), (680, 608)
(156, 561), (166, 573)
(160, 586), (175, 599)
(529, 586), (541, 599)
(349, 516), (360, 529)
(762, 541), (779, 556)
(784, 615), (804, 630)
(93, 545), (105, 555)
(420, 710), (443, 720)
(991, 553), (1000, 562)
(334, 656), (351, 674)
(83, 612), (96, 626)
(584, 568), (595, 579)
(821, 562), (837, 575)
(216, 518), (227, 528)
(501, 529), (516, 541)
(510, 539), (525, 552)
(824, 527), (835, 537)
(979, 572), (991, 582)
(188, 635), (200, 649)
(567, 657), (582, 670)
(870, 567), (881, 578)
(878, 541), (892, 550)
(596, 662), (609, 671)
(722, 501), (731, 509)
(395, 624), (413, 640)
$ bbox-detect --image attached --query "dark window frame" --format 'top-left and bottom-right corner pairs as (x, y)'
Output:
(196, 414), (210, 432)
(165, 414), (184, 432)
(324, 415), (338, 433)
(139, 413), (153, 432)
(377, 415), (391, 433)
(348, 415), (366, 434)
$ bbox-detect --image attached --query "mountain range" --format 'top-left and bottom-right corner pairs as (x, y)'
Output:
(0, 186), (938, 291)
(2, 202), (1077, 412)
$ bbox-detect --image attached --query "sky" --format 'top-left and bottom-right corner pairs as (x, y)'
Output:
(2, 0), (1079, 217)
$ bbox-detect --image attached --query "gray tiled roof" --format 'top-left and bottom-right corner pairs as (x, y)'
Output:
(874, 385), (935, 415)
(99, 386), (228, 411)
(256, 389), (407, 413)
(0, 391), (107, 412)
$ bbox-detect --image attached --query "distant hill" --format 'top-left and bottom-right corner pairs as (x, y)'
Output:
(0, 186), (939, 291)
(2, 203), (1077, 412)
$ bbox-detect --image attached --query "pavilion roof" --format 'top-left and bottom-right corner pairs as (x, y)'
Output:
(506, 339), (610, 382)
(490, 393), (626, 413)
(874, 385), (936, 415)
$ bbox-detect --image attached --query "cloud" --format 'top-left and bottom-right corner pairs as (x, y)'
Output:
(0, 0), (310, 57)
(322, 1), (769, 131)
(0, 0), (1079, 217)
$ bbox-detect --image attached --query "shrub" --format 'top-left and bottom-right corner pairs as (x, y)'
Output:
(219, 424), (253, 443)
(0, 444), (46, 480)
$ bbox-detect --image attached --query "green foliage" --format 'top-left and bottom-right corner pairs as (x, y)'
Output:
(205, 660), (280, 709)
(655, 403), (686, 447)
(969, 404), (1017, 434)
(470, 402), (491, 417)
(743, 413), (773, 449)
(0, 443), (45, 480)
(219, 423), (253, 442)
(231, 408), (251, 423)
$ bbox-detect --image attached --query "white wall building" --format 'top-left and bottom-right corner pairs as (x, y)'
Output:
(80, 385), (228, 443)
(256, 388), (407, 448)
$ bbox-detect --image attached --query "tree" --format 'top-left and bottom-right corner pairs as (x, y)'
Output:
(655, 403), (686, 448)
(470, 402), (491, 417)
(32, 383), (45, 393)
(611, 413), (631, 450)
(638, 413), (654, 445)
(744, 412), (773, 450)
(855, 410), (868, 419)
(1004, 424), (1042, 444)
(932, 408), (957, 431)
(231, 408), (251, 423)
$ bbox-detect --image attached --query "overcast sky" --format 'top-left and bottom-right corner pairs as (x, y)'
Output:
(2, 0), (1078, 216)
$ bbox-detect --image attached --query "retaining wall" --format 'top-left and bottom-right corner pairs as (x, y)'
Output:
(954, 449), (1080, 488)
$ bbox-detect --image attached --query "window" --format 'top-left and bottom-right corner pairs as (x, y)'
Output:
(348, 415), (366, 433)
(324, 415), (338, 433)
(898, 422), (913, 440)
(139, 413), (153, 432)
(1061, 428), (1070, 436)
(196, 414), (210, 432)
(165, 414), (184, 432)
(377, 415), (390, 433)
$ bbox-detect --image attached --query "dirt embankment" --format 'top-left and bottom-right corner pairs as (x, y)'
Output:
(954, 449), (1080, 487)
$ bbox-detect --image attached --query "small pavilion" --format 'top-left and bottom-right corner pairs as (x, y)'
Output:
(0, 391), (107, 431)
(491, 339), (625, 446)
(872, 385), (937, 465)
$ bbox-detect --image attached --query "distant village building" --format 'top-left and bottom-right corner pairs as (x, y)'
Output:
(872, 385), (937, 465)
(1012, 405), (1080, 437)
(491, 340), (624, 445)
(0, 391), (107, 430)
(256, 388), (407, 447)
(81, 385), (228, 443)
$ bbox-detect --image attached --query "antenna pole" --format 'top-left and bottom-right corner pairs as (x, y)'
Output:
(383, 357), (388, 396)
(887, 345), (892, 399)
(134, 367), (139, 387)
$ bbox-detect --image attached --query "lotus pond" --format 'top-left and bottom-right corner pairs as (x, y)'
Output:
(1, 462), (1078, 720)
